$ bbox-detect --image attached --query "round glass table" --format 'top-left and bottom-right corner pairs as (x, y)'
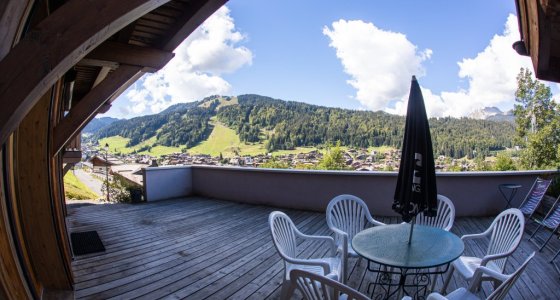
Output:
(352, 223), (464, 299)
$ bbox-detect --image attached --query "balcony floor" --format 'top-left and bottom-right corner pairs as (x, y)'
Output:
(67, 197), (558, 299)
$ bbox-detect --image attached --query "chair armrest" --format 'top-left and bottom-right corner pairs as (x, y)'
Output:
(473, 265), (509, 282)
(295, 231), (337, 255)
(367, 214), (386, 226)
(461, 231), (490, 241)
(426, 293), (448, 300)
(329, 227), (349, 254)
(284, 257), (332, 275)
(480, 251), (513, 267)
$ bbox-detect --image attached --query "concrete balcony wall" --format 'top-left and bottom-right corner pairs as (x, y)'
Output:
(145, 165), (558, 217)
(144, 166), (192, 201)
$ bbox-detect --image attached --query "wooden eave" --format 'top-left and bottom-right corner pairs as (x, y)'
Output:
(515, 0), (560, 82)
(49, 0), (227, 153)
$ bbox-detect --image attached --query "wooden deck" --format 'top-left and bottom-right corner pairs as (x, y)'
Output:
(67, 197), (559, 299)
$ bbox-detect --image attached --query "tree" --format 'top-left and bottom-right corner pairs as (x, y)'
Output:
(513, 68), (560, 168)
(494, 152), (517, 171)
(260, 157), (290, 169)
(317, 141), (349, 170)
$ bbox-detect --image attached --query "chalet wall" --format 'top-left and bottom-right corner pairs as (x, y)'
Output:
(145, 165), (558, 217)
(144, 166), (192, 201)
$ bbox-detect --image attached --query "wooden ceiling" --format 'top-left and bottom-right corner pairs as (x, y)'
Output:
(515, 0), (560, 82)
(0, 0), (227, 149)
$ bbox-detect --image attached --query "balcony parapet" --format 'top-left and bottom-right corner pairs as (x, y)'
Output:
(144, 165), (558, 217)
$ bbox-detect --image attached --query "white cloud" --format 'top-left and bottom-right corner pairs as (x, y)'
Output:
(436, 14), (534, 117)
(117, 6), (252, 117)
(323, 20), (432, 112)
(326, 14), (536, 117)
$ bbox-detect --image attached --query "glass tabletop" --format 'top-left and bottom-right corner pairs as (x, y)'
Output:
(352, 223), (464, 269)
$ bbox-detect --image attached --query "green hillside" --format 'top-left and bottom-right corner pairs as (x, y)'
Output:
(64, 172), (99, 200)
(93, 94), (516, 159)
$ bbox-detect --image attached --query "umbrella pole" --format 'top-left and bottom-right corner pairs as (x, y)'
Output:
(408, 218), (415, 245)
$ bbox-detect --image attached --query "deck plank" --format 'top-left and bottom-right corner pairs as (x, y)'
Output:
(68, 197), (559, 299)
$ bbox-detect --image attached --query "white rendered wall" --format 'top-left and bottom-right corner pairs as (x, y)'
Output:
(144, 166), (192, 201)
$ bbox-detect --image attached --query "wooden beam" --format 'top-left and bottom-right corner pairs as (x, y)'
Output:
(53, 65), (143, 154)
(0, 0), (34, 59)
(86, 41), (174, 72)
(163, 0), (227, 51)
(0, 0), (171, 146)
(62, 164), (73, 176)
(76, 58), (119, 69)
(93, 66), (112, 88)
(14, 89), (72, 290)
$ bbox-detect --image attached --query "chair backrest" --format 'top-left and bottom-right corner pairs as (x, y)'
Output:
(518, 177), (551, 216)
(269, 211), (298, 259)
(415, 194), (455, 231)
(289, 269), (370, 300)
(541, 196), (560, 230)
(487, 252), (535, 300)
(486, 208), (525, 271)
(326, 195), (375, 244)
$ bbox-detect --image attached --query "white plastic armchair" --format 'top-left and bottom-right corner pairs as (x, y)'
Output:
(441, 208), (524, 294)
(415, 194), (455, 231)
(269, 211), (343, 300)
(288, 269), (370, 300)
(424, 252), (534, 300)
(326, 194), (385, 283)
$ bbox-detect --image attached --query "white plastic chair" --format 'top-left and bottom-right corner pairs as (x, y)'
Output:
(288, 269), (370, 300)
(420, 252), (535, 300)
(414, 194), (455, 291)
(269, 211), (343, 300)
(441, 208), (525, 294)
(326, 194), (385, 283)
(415, 194), (455, 231)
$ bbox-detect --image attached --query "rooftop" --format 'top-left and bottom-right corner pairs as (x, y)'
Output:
(68, 197), (558, 299)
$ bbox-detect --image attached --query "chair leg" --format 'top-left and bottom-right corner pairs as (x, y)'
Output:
(440, 265), (455, 294)
(430, 267), (439, 292)
(551, 247), (560, 263)
(529, 224), (543, 239)
(280, 279), (291, 300)
(342, 255), (348, 284)
(539, 230), (556, 251)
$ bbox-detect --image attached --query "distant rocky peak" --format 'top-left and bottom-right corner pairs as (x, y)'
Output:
(468, 107), (515, 123)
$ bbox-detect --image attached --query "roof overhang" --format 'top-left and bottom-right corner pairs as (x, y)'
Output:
(515, 0), (560, 82)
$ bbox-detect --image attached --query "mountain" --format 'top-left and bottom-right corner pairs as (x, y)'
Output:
(83, 117), (120, 134)
(468, 107), (515, 123)
(94, 94), (516, 159)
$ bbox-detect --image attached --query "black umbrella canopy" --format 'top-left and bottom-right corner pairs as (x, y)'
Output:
(393, 76), (437, 223)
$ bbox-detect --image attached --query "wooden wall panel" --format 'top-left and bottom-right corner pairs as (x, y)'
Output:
(0, 146), (32, 300)
(14, 89), (73, 292)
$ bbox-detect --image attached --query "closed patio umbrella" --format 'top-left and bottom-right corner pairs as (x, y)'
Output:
(393, 76), (437, 243)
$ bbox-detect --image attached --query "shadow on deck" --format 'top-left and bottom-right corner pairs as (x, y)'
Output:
(67, 197), (558, 299)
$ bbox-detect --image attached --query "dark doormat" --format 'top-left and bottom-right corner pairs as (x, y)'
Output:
(70, 231), (105, 256)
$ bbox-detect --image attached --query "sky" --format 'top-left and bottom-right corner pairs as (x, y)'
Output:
(106, 0), (556, 119)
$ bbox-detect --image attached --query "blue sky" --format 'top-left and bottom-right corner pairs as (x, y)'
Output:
(107, 0), (551, 119)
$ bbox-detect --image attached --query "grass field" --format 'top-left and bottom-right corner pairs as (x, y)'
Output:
(188, 122), (265, 157)
(97, 122), (391, 158)
(64, 172), (99, 200)
(98, 136), (182, 156)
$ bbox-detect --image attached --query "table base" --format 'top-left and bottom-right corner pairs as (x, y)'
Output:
(367, 261), (450, 300)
